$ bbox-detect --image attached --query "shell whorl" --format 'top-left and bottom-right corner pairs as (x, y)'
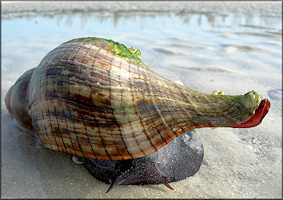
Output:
(9, 37), (264, 161)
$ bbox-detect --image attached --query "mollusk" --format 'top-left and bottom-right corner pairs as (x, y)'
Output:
(5, 37), (270, 192)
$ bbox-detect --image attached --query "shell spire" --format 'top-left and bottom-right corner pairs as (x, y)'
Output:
(5, 37), (270, 161)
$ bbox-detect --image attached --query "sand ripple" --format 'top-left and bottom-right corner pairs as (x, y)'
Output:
(221, 44), (267, 53)
(171, 65), (234, 73)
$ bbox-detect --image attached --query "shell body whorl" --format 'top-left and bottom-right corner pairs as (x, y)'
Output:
(6, 37), (268, 161)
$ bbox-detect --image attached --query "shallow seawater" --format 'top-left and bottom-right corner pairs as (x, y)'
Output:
(1, 2), (282, 199)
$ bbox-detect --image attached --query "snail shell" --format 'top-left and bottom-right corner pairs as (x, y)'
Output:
(5, 37), (269, 162)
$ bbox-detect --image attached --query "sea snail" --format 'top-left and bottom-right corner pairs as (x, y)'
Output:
(5, 37), (270, 193)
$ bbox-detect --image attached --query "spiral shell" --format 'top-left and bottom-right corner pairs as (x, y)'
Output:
(5, 37), (269, 161)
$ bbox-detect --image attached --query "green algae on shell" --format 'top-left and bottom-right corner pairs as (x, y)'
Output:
(5, 37), (268, 161)
(68, 37), (146, 68)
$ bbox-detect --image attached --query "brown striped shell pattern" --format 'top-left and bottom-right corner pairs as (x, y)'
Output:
(5, 37), (270, 162)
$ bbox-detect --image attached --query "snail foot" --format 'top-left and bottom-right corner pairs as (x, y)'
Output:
(163, 182), (174, 190)
(106, 157), (173, 193)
